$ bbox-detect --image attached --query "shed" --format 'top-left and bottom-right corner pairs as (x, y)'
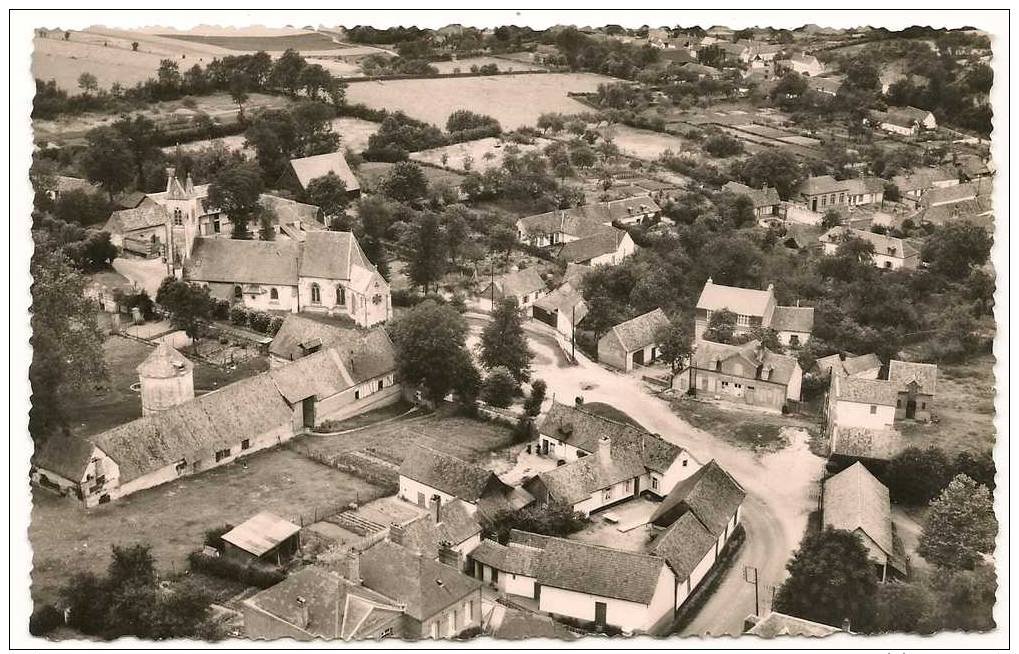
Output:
(222, 512), (301, 564)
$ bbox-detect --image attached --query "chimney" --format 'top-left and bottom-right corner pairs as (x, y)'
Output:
(389, 522), (404, 546)
(841, 618), (852, 633)
(597, 436), (612, 461)
(295, 596), (309, 629)
(430, 494), (442, 524)
(165, 167), (176, 193)
(345, 549), (361, 584)
(766, 282), (774, 293)
(706, 277), (713, 285)
(438, 545), (461, 569)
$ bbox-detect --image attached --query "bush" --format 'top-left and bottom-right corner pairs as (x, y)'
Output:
(248, 310), (272, 334)
(268, 315), (285, 336)
(523, 379), (547, 416)
(186, 551), (285, 589)
(211, 298), (231, 320)
(228, 305), (249, 327)
(480, 367), (518, 408)
(29, 605), (64, 637)
(203, 524), (233, 551)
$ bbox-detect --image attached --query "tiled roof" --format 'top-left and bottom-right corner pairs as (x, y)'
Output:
(289, 151), (360, 193)
(722, 181), (780, 209)
(536, 447), (646, 504)
(534, 282), (587, 320)
(797, 175), (851, 197)
(823, 462), (893, 558)
(892, 168), (958, 192)
(222, 512), (300, 557)
(557, 230), (628, 264)
(299, 231), (369, 281)
(830, 426), (901, 461)
(690, 340), (798, 386)
(435, 499), (482, 547)
(32, 435), (95, 482)
(649, 459), (745, 533)
(770, 306), (814, 333)
(259, 193), (321, 227)
(184, 237), (301, 286)
(359, 540), (481, 621)
(399, 442), (506, 503)
(888, 359), (938, 395)
(491, 267), (545, 299)
(832, 375), (899, 407)
(924, 182), (980, 207)
(650, 511), (718, 580)
(104, 202), (168, 234)
(507, 529), (550, 551)
(563, 263), (593, 285)
(269, 314), (360, 361)
(746, 611), (841, 637)
(533, 535), (667, 604)
(696, 280), (774, 316)
(137, 342), (193, 378)
(842, 353), (882, 377)
(605, 307), (670, 352)
(269, 347), (351, 403)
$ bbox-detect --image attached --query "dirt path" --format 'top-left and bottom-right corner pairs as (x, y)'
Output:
(470, 317), (825, 635)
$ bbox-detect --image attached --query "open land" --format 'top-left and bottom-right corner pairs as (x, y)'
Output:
(600, 123), (690, 161)
(410, 136), (553, 173)
(429, 56), (546, 74)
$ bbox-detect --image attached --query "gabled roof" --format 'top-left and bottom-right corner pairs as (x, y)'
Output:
(51, 175), (100, 194)
(842, 353), (882, 377)
(508, 529), (550, 551)
(399, 442), (506, 503)
(534, 281), (587, 320)
(517, 209), (614, 239)
(892, 167), (958, 192)
(696, 279), (774, 316)
(91, 374), (293, 482)
(184, 237), (301, 286)
(830, 426), (901, 461)
(650, 511), (718, 580)
(222, 512), (300, 557)
(534, 446), (646, 504)
(821, 227), (918, 259)
(924, 182), (979, 207)
(746, 611), (841, 637)
(259, 193), (322, 227)
(469, 538), (542, 578)
(269, 347), (351, 404)
(32, 435), (95, 482)
(823, 462), (894, 557)
(888, 359), (938, 395)
(534, 535), (667, 605)
(832, 375), (899, 407)
(557, 230), (629, 264)
(604, 307), (670, 352)
(649, 459), (746, 532)
(269, 314), (359, 361)
(289, 151), (360, 193)
(245, 565), (404, 640)
(770, 306), (814, 333)
(722, 181), (781, 209)
(104, 202), (168, 234)
(690, 340), (798, 386)
(490, 267), (545, 299)
(359, 540), (481, 621)
(435, 499), (482, 547)
(299, 231), (371, 281)
(797, 175), (851, 197)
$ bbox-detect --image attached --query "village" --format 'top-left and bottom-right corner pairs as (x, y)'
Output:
(25, 18), (997, 642)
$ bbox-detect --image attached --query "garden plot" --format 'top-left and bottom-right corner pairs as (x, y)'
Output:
(345, 73), (615, 130)
(410, 137), (552, 173)
(430, 56), (546, 74)
(599, 124), (689, 161)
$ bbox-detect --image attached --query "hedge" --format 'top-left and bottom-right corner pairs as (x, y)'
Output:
(229, 305), (250, 327)
(187, 550), (286, 589)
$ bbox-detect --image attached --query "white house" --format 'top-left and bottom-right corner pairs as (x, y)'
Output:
(469, 534), (544, 599)
(694, 279), (814, 345)
(825, 375), (899, 435)
(820, 226), (920, 270)
(478, 267), (547, 314)
(597, 308), (671, 372)
(532, 282), (588, 339)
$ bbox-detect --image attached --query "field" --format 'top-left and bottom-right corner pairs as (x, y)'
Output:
(599, 124), (689, 161)
(29, 445), (384, 604)
(156, 31), (345, 52)
(430, 56), (546, 74)
(345, 73), (615, 130)
(330, 116), (381, 153)
(410, 136), (552, 173)
(356, 161), (465, 192)
(63, 334), (268, 438)
(669, 395), (818, 452)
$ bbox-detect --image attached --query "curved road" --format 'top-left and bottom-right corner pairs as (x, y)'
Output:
(468, 315), (825, 636)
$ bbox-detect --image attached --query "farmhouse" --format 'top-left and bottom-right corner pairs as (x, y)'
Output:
(825, 375), (899, 433)
(888, 359), (938, 421)
(870, 105), (938, 136)
(815, 352), (883, 379)
(558, 229), (636, 267)
(672, 339), (803, 411)
(478, 267), (547, 313)
(796, 175), (885, 213)
(823, 462), (906, 581)
(776, 53), (824, 76)
(221, 512), (301, 565)
(469, 535), (544, 599)
(184, 230), (392, 327)
(281, 150), (361, 198)
(516, 203), (637, 267)
(597, 308), (671, 372)
(892, 167), (960, 207)
(694, 279), (813, 345)
(722, 181), (781, 219)
(923, 180), (981, 208)
(532, 281), (588, 338)
(820, 226), (919, 270)
(807, 76), (843, 96)
(268, 314), (358, 366)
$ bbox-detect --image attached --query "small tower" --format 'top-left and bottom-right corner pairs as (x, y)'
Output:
(138, 343), (194, 415)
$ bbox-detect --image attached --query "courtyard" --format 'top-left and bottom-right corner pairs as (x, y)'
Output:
(569, 498), (662, 552)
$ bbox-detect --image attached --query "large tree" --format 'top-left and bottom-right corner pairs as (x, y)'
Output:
(112, 115), (162, 186)
(402, 212), (445, 292)
(740, 149), (803, 200)
(921, 220), (993, 280)
(480, 298), (533, 383)
(655, 321), (692, 373)
(703, 308), (737, 344)
(207, 162), (264, 239)
(155, 277), (215, 342)
(303, 172), (350, 223)
(882, 446), (951, 505)
(918, 474), (997, 570)
(381, 161), (429, 203)
(80, 126), (135, 201)
(29, 247), (108, 441)
(389, 300), (472, 404)
(773, 528), (878, 631)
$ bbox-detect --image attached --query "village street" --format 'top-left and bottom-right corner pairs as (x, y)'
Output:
(467, 315), (826, 636)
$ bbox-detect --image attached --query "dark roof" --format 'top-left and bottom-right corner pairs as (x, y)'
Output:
(104, 202), (168, 234)
(650, 511), (718, 580)
(823, 462), (893, 558)
(493, 608), (579, 640)
(770, 306), (814, 333)
(360, 540), (481, 621)
(888, 360), (938, 395)
(489, 267), (546, 299)
(269, 314), (360, 361)
(534, 536), (667, 604)
(399, 442), (506, 503)
(507, 529), (550, 551)
(32, 435), (95, 482)
(533, 282), (587, 320)
(184, 237), (301, 286)
(689, 340), (799, 387)
(603, 307), (670, 352)
(649, 460), (746, 533)
(557, 230), (628, 264)
(535, 447), (646, 504)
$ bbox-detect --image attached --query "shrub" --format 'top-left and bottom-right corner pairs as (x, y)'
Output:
(29, 605), (64, 637)
(211, 298), (231, 320)
(248, 310), (272, 334)
(186, 551), (285, 589)
(268, 315), (285, 336)
(523, 379), (547, 416)
(203, 524), (233, 551)
(480, 367), (518, 408)
(228, 305), (249, 327)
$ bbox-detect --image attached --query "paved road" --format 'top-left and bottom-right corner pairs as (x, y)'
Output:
(468, 316), (825, 635)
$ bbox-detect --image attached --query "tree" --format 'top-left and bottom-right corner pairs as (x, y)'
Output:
(304, 172), (349, 221)
(716, 192), (756, 228)
(381, 161), (429, 203)
(80, 126), (135, 201)
(703, 134), (744, 158)
(655, 321), (692, 373)
(389, 300), (471, 404)
(446, 110), (500, 133)
(112, 114), (162, 186)
(480, 298), (533, 383)
(773, 528), (878, 630)
(883, 446), (951, 505)
(918, 474), (996, 570)
(488, 223), (516, 263)
(523, 379), (547, 416)
(29, 247), (108, 442)
(270, 48), (307, 95)
(228, 74), (250, 120)
(821, 208), (843, 230)
(481, 366), (518, 407)
(483, 501), (588, 543)
(297, 63), (333, 99)
(537, 112), (566, 134)
(108, 543), (157, 590)
(51, 188), (111, 226)
(921, 221), (993, 280)
(703, 308), (737, 344)
(77, 72), (99, 93)
(131, 41), (139, 52)
(441, 204), (471, 266)
(402, 212), (445, 292)
(207, 162), (264, 239)
(155, 277), (214, 342)
(740, 149), (803, 200)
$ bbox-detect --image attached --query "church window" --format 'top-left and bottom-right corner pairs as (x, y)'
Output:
(173, 208), (183, 226)
(270, 288), (279, 301)
(336, 286), (345, 305)
(311, 283), (321, 303)
(233, 285), (242, 300)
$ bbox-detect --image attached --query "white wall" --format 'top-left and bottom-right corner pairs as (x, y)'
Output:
(833, 399), (896, 429)
(786, 364), (803, 402)
(572, 477), (638, 516)
(399, 476), (462, 510)
(539, 565), (674, 633)
(657, 452), (701, 496)
(776, 330), (812, 347)
(313, 376), (400, 425)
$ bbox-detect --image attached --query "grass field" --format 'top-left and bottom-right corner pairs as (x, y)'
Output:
(410, 136), (552, 173)
(345, 73), (615, 130)
(356, 161), (465, 191)
(63, 335), (268, 438)
(599, 124), (690, 161)
(430, 57), (546, 74)
(157, 31), (345, 52)
(330, 116), (381, 153)
(29, 446), (385, 604)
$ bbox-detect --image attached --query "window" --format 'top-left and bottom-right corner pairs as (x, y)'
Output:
(682, 459), (689, 467)
(241, 439), (250, 450)
(896, 399), (901, 408)
(311, 283), (321, 304)
(921, 402), (926, 409)
(715, 361), (722, 372)
(821, 196), (827, 207)
(602, 488), (613, 501)
(234, 285), (243, 300)
(355, 390), (360, 400)
(430, 622), (439, 639)
(838, 192), (845, 204)
(624, 479), (632, 493)
(466, 600), (474, 621)
(651, 476), (660, 490)
(378, 380), (384, 391)
(213, 218), (221, 233)
(379, 627), (394, 639)
(173, 208), (183, 226)
(336, 286), (345, 305)
(215, 448), (231, 462)
(450, 610), (457, 635)
(176, 460), (187, 475)
(270, 288), (278, 301)
(869, 405), (877, 414)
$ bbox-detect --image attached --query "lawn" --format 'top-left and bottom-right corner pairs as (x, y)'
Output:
(669, 396), (817, 452)
(430, 57), (546, 74)
(63, 335), (268, 438)
(29, 446), (385, 604)
(330, 116), (381, 153)
(581, 402), (648, 431)
(410, 137), (552, 173)
(344, 73), (616, 130)
(158, 31), (346, 52)
(599, 124), (690, 161)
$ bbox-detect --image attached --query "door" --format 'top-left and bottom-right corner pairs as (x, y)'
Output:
(906, 399), (917, 419)
(632, 476), (639, 497)
(811, 198), (817, 211)
(633, 349), (646, 366)
(594, 602), (607, 628)
(302, 397), (316, 428)
(534, 583), (541, 601)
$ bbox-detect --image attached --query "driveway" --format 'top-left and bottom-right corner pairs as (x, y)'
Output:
(468, 316), (825, 636)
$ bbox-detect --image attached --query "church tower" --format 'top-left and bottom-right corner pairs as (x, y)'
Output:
(164, 168), (201, 274)
(137, 342), (195, 415)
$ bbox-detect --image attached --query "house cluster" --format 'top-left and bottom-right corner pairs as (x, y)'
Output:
(868, 105), (938, 137)
(30, 315), (400, 506)
(820, 226), (920, 270)
(823, 357), (939, 468)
